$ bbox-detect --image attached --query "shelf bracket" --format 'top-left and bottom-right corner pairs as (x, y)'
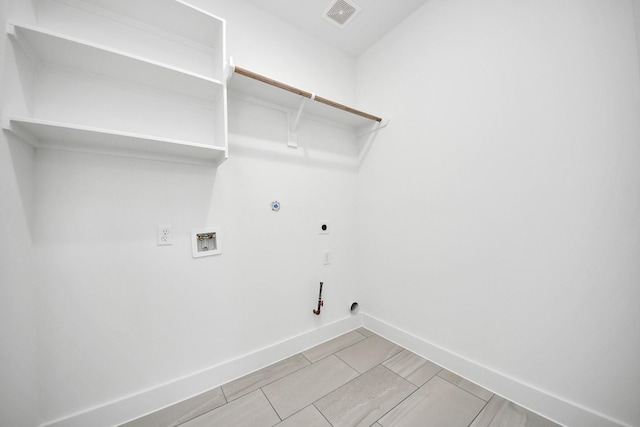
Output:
(226, 57), (236, 84)
(357, 118), (390, 138)
(287, 93), (315, 148)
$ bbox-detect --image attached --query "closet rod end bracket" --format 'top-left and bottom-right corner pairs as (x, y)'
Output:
(358, 118), (390, 138)
(225, 56), (236, 83)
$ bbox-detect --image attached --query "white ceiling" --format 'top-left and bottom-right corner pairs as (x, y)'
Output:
(242, 0), (430, 57)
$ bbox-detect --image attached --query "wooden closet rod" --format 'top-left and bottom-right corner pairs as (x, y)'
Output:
(233, 66), (382, 123)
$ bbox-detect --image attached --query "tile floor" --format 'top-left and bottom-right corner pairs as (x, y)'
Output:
(122, 328), (562, 427)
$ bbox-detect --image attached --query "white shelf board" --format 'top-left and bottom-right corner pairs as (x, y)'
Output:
(73, 0), (224, 48)
(228, 71), (379, 131)
(8, 23), (222, 103)
(3, 117), (226, 165)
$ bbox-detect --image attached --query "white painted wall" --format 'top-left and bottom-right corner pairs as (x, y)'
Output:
(356, 1), (640, 426)
(0, 0), (39, 425)
(635, 0), (640, 77)
(1, 0), (360, 424)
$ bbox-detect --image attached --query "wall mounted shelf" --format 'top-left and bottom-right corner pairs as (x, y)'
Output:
(66, 0), (224, 48)
(228, 65), (386, 147)
(3, 117), (226, 165)
(4, 0), (227, 165)
(8, 23), (223, 102)
(36, 0), (225, 80)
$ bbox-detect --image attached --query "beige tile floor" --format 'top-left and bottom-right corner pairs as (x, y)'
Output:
(122, 328), (562, 427)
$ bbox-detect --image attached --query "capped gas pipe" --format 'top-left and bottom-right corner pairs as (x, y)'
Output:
(313, 282), (324, 315)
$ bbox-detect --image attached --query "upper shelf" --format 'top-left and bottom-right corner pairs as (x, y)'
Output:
(8, 23), (222, 102)
(3, 116), (226, 165)
(228, 66), (384, 131)
(61, 0), (225, 48)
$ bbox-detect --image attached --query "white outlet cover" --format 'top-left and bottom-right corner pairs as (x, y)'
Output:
(157, 225), (172, 246)
(319, 221), (330, 234)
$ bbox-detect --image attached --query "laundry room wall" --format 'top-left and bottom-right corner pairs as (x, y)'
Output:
(0, 1), (39, 425)
(355, 1), (640, 426)
(1, 0), (363, 424)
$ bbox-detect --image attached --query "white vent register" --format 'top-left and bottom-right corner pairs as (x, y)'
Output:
(323, 0), (361, 27)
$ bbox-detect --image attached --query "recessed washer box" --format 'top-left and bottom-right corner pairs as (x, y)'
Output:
(192, 227), (221, 258)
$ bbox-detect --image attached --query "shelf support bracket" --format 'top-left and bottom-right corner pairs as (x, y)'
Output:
(357, 118), (390, 138)
(287, 93), (315, 148)
(226, 57), (236, 84)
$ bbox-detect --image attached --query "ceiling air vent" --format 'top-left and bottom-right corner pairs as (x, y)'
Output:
(323, 0), (361, 27)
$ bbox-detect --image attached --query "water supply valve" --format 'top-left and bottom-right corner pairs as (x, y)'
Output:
(313, 282), (324, 315)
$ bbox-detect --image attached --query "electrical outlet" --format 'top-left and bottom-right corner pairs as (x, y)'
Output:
(323, 250), (330, 265)
(157, 225), (172, 246)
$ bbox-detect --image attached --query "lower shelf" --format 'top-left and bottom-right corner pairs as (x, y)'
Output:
(2, 117), (227, 165)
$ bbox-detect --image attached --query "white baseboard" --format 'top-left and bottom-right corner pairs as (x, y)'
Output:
(40, 315), (362, 427)
(39, 312), (630, 427)
(361, 313), (631, 427)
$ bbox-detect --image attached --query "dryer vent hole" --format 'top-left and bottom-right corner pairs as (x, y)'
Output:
(350, 302), (359, 314)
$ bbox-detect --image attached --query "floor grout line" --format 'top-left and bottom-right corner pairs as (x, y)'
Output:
(220, 385), (229, 404)
(371, 363), (421, 424)
(370, 378), (420, 425)
(258, 388), (282, 424)
(312, 402), (335, 427)
(223, 354), (312, 403)
(436, 370), (494, 402)
(466, 397), (492, 427)
(333, 351), (360, 373)
(303, 330), (369, 364)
